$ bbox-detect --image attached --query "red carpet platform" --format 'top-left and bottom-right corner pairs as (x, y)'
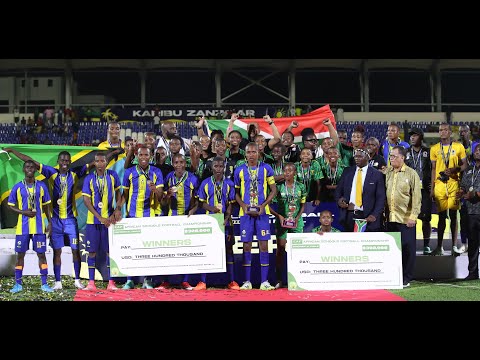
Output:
(74, 288), (405, 301)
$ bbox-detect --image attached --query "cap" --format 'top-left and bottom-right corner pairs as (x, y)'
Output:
(408, 128), (424, 137)
(124, 136), (132, 141)
(354, 148), (370, 159)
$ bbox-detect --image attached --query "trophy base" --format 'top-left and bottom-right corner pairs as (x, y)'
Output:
(247, 205), (260, 214)
(282, 219), (297, 228)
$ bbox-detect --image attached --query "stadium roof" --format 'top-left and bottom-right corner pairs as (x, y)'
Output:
(1, 59), (480, 71)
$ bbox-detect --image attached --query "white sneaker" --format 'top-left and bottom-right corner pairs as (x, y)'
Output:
(74, 279), (85, 289)
(452, 245), (465, 255)
(260, 281), (275, 291)
(52, 281), (63, 290)
(239, 281), (253, 290)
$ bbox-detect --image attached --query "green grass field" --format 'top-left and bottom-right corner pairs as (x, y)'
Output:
(390, 279), (480, 301)
(0, 276), (82, 301)
(1, 276), (479, 301)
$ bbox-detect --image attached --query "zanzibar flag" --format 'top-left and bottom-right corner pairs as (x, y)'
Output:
(0, 144), (124, 230)
(353, 219), (367, 232)
(205, 104), (336, 143)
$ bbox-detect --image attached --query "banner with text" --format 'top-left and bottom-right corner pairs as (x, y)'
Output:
(83, 105), (314, 123)
(287, 232), (402, 290)
(108, 214), (226, 277)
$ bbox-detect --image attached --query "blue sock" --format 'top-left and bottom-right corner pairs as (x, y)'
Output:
(73, 260), (81, 280)
(54, 264), (61, 282)
(182, 274), (189, 283)
(40, 265), (48, 285)
(87, 256), (96, 281)
(200, 273), (207, 283)
(15, 266), (23, 285)
(243, 251), (252, 282)
(260, 251), (269, 283)
(226, 253), (235, 282)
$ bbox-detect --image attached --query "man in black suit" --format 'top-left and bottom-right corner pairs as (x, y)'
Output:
(335, 148), (386, 232)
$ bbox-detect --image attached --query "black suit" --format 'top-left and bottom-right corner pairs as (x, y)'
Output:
(335, 165), (386, 231)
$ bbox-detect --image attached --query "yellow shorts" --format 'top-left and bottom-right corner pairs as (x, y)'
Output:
(433, 180), (460, 212)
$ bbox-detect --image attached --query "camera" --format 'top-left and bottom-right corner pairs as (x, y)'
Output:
(438, 171), (449, 182)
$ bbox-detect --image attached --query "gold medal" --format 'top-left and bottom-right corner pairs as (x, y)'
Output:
(171, 186), (178, 193)
(98, 201), (104, 209)
(57, 199), (63, 206)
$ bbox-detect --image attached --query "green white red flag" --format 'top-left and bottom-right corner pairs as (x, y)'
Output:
(205, 104), (336, 142)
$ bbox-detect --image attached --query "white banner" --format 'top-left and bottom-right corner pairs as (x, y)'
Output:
(108, 214), (226, 277)
(286, 232), (403, 290)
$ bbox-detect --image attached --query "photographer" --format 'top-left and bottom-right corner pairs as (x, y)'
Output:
(430, 123), (467, 256)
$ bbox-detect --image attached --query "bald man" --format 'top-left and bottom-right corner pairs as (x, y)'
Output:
(156, 120), (192, 157)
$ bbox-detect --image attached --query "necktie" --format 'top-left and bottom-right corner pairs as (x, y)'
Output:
(355, 168), (363, 207)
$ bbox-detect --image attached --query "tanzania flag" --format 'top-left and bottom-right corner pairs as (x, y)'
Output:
(205, 104), (336, 143)
(353, 219), (367, 232)
(0, 144), (124, 230)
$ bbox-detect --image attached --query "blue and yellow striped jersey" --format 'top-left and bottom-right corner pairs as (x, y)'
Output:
(234, 162), (275, 216)
(82, 169), (121, 225)
(8, 180), (51, 235)
(122, 165), (164, 218)
(40, 164), (88, 219)
(164, 171), (198, 216)
(198, 177), (235, 214)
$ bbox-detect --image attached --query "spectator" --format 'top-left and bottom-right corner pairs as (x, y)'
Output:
(13, 107), (20, 124)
